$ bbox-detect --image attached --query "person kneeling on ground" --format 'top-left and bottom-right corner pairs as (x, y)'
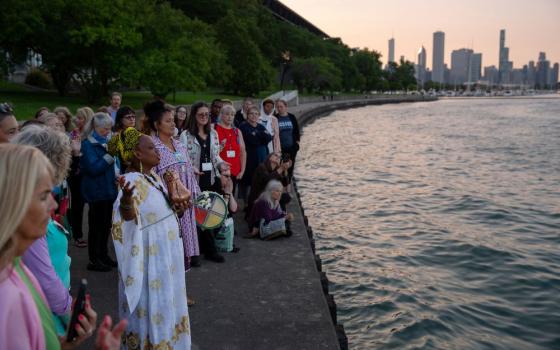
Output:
(245, 180), (293, 239)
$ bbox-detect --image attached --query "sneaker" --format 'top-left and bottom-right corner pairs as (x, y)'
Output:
(74, 239), (87, 248)
(87, 261), (111, 272)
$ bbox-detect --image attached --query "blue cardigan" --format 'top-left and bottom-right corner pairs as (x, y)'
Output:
(80, 135), (117, 203)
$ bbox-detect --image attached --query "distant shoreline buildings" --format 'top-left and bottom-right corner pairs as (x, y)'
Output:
(403, 29), (559, 89)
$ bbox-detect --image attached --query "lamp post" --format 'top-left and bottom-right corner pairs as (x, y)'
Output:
(280, 51), (291, 96)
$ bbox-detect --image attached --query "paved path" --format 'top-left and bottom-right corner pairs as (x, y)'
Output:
(69, 96), (434, 349)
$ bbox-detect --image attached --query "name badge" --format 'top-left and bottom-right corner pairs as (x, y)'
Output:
(226, 150), (236, 158)
(202, 162), (213, 172)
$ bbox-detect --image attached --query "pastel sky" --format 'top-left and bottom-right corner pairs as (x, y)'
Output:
(281, 0), (560, 69)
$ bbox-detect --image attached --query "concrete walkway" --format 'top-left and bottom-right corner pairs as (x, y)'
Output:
(69, 95), (435, 349)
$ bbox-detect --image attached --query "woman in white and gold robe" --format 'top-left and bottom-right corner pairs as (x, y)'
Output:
(110, 129), (191, 350)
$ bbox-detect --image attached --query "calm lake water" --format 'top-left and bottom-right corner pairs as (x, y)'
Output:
(295, 98), (560, 350)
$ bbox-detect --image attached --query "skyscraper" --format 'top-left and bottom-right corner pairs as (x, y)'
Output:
(416, 46), (427, 85)
(470, 53), (482, 82)
(527, 61), (536, 87)
(450, 48), (473, 85)
(536, 52), (550, 88)
(484, 66), (499, 85)
(498, 29), (512, 84)
(432, 31), (445, 84)
(551, 63), (559, 87)
(388, 38), (395, 64)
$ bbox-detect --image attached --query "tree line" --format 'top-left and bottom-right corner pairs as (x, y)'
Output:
(0, 0), (416, 101)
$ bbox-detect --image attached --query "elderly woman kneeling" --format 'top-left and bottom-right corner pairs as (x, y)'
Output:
(246, 180), (293, 239)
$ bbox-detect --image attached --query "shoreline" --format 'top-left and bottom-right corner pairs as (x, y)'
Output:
(69, 95), (437, 350)
(287, 95), (437, 349)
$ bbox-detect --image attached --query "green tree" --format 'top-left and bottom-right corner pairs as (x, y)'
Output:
(395, 58), (416, 90)
(215, 11), (273, 96)
(120, 3), (225, 98)
(0, 0), (145, 98)
(384, 59), (417, 91)
(323, 38), (361, 92)
(352, 48), (383, 92)
(291, 57), (342, 93)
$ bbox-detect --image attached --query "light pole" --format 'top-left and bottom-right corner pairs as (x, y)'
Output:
(280, 51), (291, 95)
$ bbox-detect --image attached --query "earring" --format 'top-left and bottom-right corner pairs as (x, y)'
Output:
(140, 162), (143, 173)
(156, 129), (159, 138)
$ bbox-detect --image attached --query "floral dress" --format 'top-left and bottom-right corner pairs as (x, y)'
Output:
(153, 136), (200, 268)
(112, 172), (191, 350)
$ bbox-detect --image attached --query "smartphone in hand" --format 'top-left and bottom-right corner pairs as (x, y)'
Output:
(66, 278), (88, 341)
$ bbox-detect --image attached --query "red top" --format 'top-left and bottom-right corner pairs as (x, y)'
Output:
(215, 124), (242, 176)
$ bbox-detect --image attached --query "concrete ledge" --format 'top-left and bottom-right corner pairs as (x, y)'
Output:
(69, 96), (437, 350)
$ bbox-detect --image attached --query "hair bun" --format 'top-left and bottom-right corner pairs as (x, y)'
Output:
(143, 100), (165, 119)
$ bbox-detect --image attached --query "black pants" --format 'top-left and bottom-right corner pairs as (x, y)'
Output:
(68, 174), (84, 240)
(88, 200), (113, 263)
(197, 226), (218, 257)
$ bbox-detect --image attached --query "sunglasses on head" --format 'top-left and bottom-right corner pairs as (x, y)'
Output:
(0, 102), (14, 114)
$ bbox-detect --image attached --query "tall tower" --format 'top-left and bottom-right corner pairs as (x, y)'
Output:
(432, 31), (445, 84)
(388, 38), (395, 64)
(498, 29), (512, 85)
(416, 46), (427, 85)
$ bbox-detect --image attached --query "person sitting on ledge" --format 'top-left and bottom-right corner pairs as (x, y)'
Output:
(245, 180), (293, 239)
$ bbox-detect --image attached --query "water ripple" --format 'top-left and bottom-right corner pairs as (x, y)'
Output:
(296, 99), (560, 349)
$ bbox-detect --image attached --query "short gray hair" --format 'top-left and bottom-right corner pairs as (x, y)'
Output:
(11, 124), (71, 185)
(218, 104), (236, 123)
(83, 112), (113, 137)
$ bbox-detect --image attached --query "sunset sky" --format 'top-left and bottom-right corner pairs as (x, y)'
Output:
(281, 0), (560, 69)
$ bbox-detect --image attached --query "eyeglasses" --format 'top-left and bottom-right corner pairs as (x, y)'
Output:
(0, 102), (14, 114)
(124, 114), (136, 120)
(196, 112), (209, 117)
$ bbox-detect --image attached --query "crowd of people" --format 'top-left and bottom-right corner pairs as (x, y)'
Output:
(0, 92), (301, 349)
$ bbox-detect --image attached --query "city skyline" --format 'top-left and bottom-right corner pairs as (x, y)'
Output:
(281, 0), (560, 69)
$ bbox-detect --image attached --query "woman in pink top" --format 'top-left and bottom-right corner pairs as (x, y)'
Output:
(0, 144), (126, 350)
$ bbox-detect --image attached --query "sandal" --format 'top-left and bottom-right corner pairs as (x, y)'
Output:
(74, 239), (87, 248)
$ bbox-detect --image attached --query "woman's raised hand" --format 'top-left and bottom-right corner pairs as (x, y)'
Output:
(118, 176), (136, 200)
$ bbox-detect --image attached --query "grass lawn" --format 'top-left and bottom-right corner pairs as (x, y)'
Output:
(0, 81), (275, 120)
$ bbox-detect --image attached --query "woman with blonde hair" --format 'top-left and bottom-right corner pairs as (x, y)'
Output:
(0, 144), (126, 350)
(13, 125), (73, 335)
(54, 106), (73, 132)
(215, 104), (246, 194)
(43, 113), (65, 132)
(68, 106), (94, 247)
(74, 107), (94, 139)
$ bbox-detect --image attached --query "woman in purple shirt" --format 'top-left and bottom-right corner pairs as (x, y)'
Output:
(246, 180), (293, 238)
(143, 100), (201, 269)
